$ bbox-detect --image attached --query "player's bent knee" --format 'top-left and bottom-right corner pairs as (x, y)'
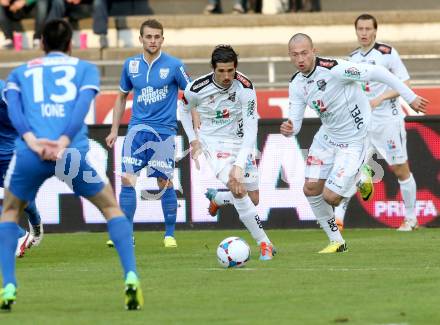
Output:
(0, 191), (26, 222)
(323, 191), (342, 207)
(157, 177), (173, 189)
(121, 173), (137, 187)
(390, 163), (410, 181)
(303, 182), (321, 197)
(248, 191), (259, 205)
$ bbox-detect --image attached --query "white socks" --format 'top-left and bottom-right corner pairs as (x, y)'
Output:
(398, 173), (417, 221)
(334, 196), (350, 222)
(214, 191), (234, 206)
(307, 194), (344, 243)
(233, 195), (270, 245)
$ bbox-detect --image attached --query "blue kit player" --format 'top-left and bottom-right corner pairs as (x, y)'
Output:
(0, 20), (143, 311)
(0, 80), (43, 258)
(105, 19), (191, 248)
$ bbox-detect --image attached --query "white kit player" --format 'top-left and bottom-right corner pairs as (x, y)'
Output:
(180, 45), (275, 261)
(334, 14), (421, 232)
(280, 34), (428, 253)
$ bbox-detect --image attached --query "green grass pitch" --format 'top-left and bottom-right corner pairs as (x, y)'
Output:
(2, 229), (440, 325)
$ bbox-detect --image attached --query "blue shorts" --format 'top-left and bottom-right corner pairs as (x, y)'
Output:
(0, 158), (12, 188)
(4, 147), (106, 202)
(121, 129), (175, 180)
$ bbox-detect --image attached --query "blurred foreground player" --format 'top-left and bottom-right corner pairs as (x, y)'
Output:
(0, 20), (142, 311)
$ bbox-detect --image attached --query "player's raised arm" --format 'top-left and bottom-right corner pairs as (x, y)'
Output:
(334, 60), (428, 113)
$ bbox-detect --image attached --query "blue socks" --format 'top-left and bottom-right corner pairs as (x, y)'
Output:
(0, 222), (20, 287)
(24, 200), (41, 226)
(107, 217), (136, 277)
(161, 188), (177, 237)
(119, 184), (177, 238)
(119, 186), (136, 228)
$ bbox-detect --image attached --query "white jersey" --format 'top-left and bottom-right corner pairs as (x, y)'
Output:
(183, 71), (258, 169)
(288, 57), (416, 144)
(349, 42), (410, 121)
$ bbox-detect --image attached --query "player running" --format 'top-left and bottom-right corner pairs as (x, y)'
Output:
(0, 20), (142, 311)
(181, 45), (275, 261)
(280, 33), (427, 253)
(0, 80), (43, 258)
(334, 13), (420, 232)
(105, 19), (191, 248)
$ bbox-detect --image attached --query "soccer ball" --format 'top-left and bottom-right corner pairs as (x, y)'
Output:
(216, 237), (251, 268)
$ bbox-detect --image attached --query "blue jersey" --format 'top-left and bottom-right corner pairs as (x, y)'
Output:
(5, 52), (100, 151)
(119, 52), (190, 135)
(0, 80), (17, 161)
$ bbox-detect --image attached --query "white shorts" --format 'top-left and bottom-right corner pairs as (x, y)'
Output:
(305, 129), (369, 197)
(201, 138), (259, 192)
(368, 118), (408, 165)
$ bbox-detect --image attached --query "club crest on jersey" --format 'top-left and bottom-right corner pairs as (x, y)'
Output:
(129, 60), (140, 74)
(228, 92), (236, 102)
(160, 68), (170, 79)
(316, 79), (327, 91)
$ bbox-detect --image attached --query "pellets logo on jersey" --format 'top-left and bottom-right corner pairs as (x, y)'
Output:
(344, 67), (361, 79)
(159, 68), (169, 79)
(312, 99), (327, 114)
(316, 79), (327, 91)
(129, 60), (140, 74)
(362, 82), (371, 92)
(215, 108), (230, 119)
